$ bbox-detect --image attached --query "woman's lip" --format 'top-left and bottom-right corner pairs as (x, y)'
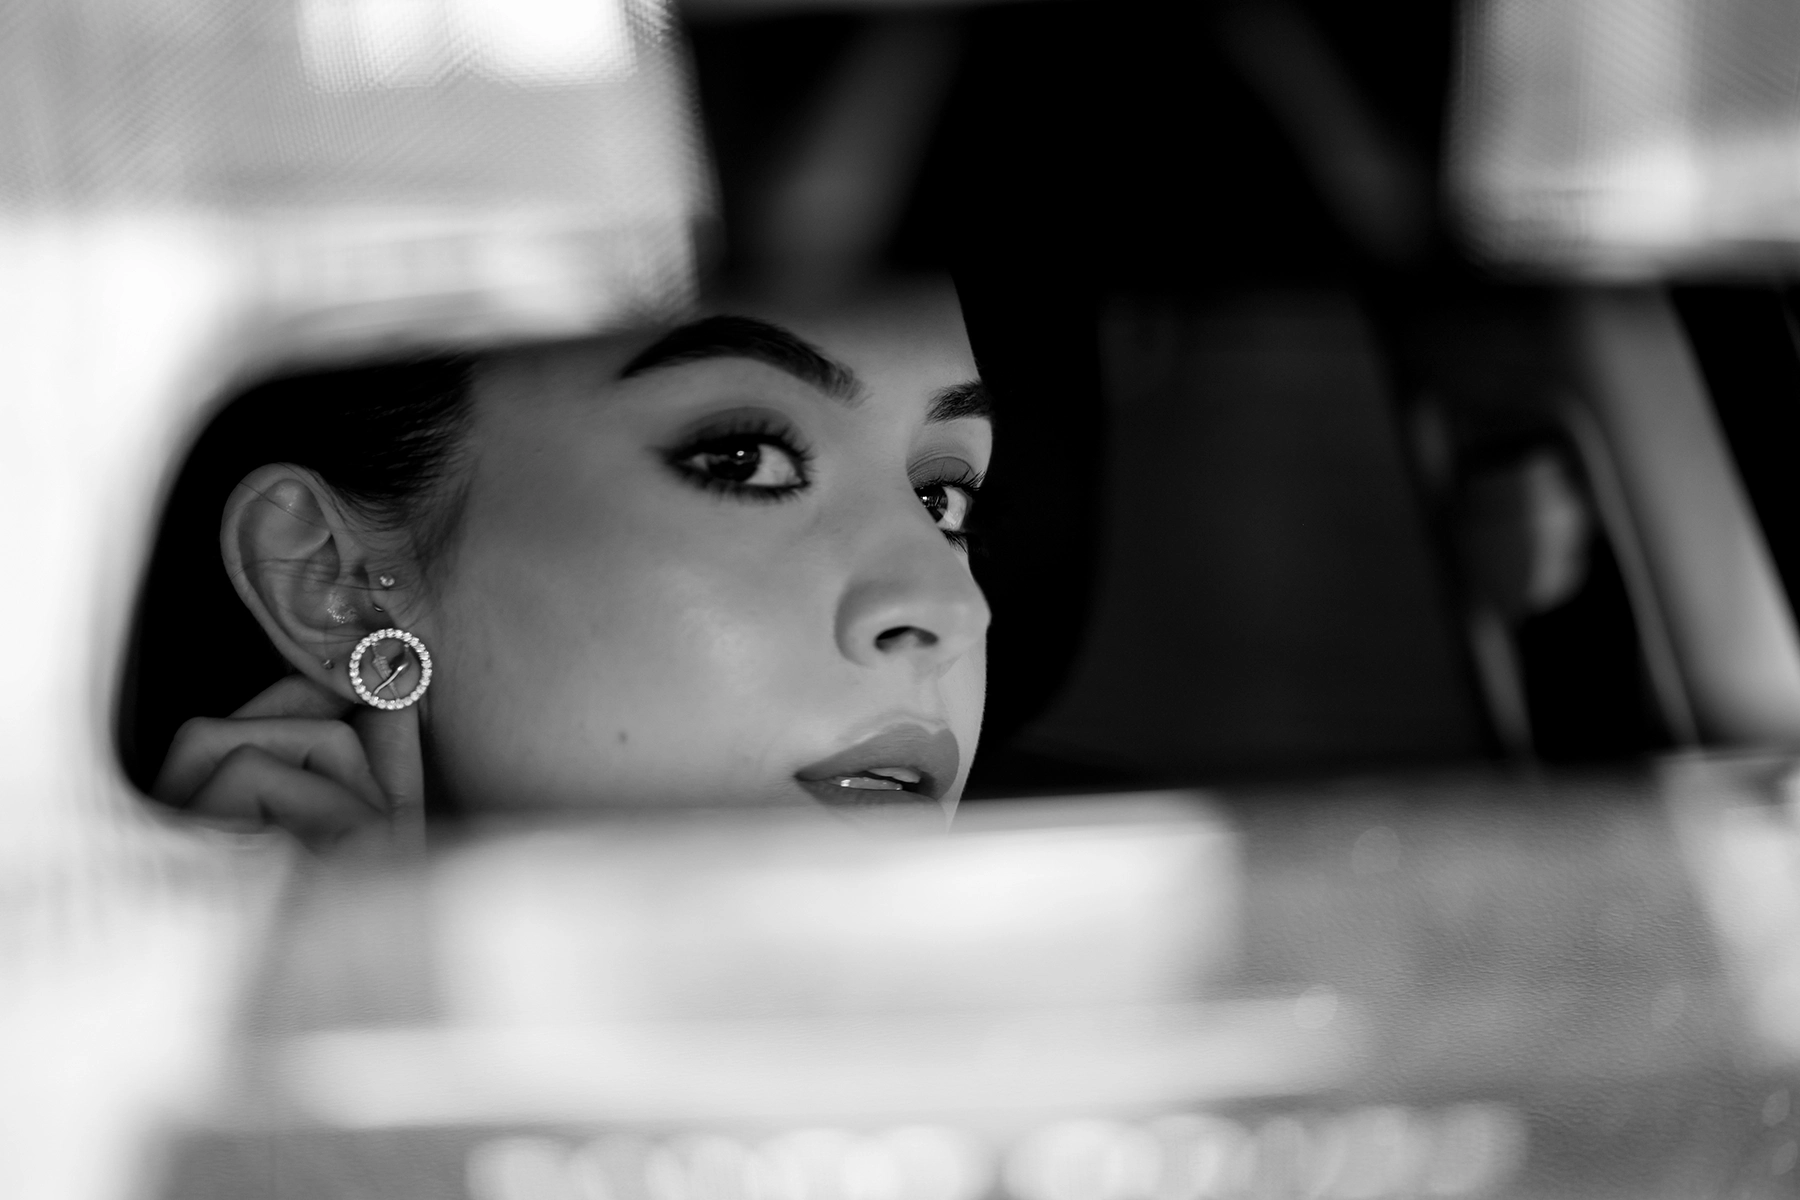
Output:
(794, 724), (961, 804)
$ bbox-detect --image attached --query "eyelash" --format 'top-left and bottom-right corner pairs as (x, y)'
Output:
(664, 417), (814, 502)
(667, 420), (985, 548)
(915, 467), (986, 551)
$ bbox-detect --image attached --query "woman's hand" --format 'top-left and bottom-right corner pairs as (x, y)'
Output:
(152, 674), (423, 851)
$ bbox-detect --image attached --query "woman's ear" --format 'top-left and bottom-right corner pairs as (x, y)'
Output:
(220, 464), (398, 701)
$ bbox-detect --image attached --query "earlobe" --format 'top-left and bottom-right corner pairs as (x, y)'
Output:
(220, 464), (389, 698)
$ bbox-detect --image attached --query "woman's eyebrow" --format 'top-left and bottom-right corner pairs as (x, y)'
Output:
(618, 315), (864, 403)
(927, 380), (993, 424)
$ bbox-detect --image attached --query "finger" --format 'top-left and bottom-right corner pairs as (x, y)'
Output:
(353, 703), (425, 837)
(187, 745), (384, 850)
(233, 673), (354, 721)
(155, 717), (386, 814)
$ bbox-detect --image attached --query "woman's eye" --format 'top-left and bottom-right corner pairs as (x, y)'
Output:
(675, 436), (806, 492)
(916, 482), (976, 535)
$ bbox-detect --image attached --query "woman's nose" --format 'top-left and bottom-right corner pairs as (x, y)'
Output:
(836, 531), (992, 672)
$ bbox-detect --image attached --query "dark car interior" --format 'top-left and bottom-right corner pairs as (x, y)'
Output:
(681, 0), (1800, 792)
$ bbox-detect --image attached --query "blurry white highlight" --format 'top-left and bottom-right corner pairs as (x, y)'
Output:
(300, 0), (638, 89)
(1001, 1106), (1523, 1200)
(429, 809), (1239, 1026)
(468, 1127), (989, 1200)
(1667, 759), (1800, 1065)
(268, 807), (1330, 1127)
(459, 1105), (1524, 1200)
(281, 999), (1362, 1127)
(1453, 0), (1800, 273)
(1291, 986), (1339, 1031)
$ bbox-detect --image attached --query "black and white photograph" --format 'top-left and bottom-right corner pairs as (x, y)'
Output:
(10, 1), (1800, 1197)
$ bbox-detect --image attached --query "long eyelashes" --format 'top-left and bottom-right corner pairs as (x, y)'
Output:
(915, 467), (986, 551)
(665, 419), (985, 548)
(664, 417), (815, 501)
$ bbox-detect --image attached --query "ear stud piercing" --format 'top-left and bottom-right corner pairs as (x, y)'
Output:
(347, 628), (433, 710)
(378, 574), (396, 588)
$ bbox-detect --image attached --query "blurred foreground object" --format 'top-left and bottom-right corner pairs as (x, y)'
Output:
(154, 770), (1800, 1200)
(1, 0), (705, 360)
(1453, 0), (1800, 275)
(0, 1), (705, 1197)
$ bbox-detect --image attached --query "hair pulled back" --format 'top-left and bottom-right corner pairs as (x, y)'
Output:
(121, 356), (475, 791)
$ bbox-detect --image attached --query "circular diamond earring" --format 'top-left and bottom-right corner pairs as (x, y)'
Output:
(348, 628), (434, 710)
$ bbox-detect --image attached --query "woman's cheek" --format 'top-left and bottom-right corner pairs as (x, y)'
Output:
(645, 559), (821, 683)
(953, 636), (988, 736)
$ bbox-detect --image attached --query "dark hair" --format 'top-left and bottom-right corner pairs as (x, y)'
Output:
(119, 356), (476, 792)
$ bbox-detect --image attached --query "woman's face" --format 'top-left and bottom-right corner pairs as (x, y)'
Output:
(416, 304), (993, 819)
